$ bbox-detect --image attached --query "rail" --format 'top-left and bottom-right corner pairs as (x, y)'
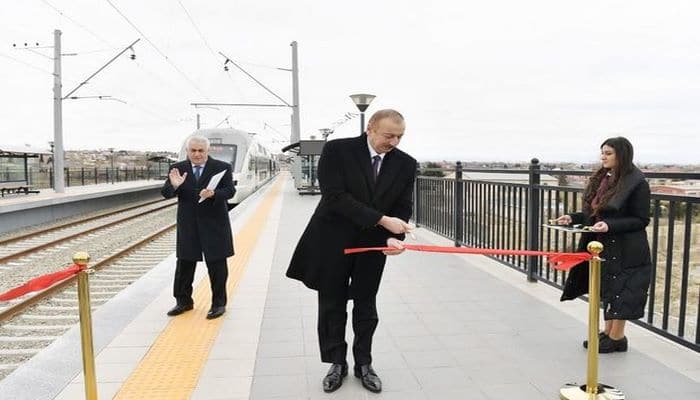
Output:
(0, 200), (176, 264)
(0, 223), (175, 324)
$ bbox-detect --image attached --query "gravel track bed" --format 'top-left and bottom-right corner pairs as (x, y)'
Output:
(0, 228), (176, 381)
(0, 208), (176, 293)
(0, 197), (163, 242)
(0, 201), (175, 261)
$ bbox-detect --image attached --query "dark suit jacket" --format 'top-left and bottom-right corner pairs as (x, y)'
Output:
(286, 134), (417, 291)
(161, 157), (235, 262)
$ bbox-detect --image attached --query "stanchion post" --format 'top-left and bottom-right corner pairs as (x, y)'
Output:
(74, 251), (98, 400)
(559, 241), (625, 400)
(414, 164), (421, 228)
(454, 161), (463, 247)
(586, 241), (602, 395)
(526, 158), (541, 282)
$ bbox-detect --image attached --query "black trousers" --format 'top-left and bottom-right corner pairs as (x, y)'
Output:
(318, 252), (385, 366)
(173, 258), (228, 307)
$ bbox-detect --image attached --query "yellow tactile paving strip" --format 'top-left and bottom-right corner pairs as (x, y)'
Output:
(113, 177), (283, 400)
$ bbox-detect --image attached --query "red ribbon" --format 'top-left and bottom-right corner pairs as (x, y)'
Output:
(344, 244), (591, 271)
(0, 263), (85, 301)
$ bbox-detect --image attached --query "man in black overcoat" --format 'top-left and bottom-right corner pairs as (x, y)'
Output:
(161, 135), (235, 320)
(286, 109), (417, 393)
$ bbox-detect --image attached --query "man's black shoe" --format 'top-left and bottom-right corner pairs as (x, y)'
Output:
(166, 304), (193, 316)
(322, 363), (348, 393)
(354, 364), (382, 393)
(206, 306), (226, 319)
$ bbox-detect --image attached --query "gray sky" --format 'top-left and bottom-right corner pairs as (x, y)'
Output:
(1, 0), (698, 164)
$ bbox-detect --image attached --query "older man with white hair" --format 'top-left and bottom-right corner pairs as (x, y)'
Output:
(161, 135), (235, 319)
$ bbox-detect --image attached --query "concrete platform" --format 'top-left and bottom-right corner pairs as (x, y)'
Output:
(1, 174), (698, 399)
(0, 180), (163, 234)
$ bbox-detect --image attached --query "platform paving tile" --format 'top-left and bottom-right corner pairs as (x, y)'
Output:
(10, 176), (695, 400)
(236, 178), (699, 399)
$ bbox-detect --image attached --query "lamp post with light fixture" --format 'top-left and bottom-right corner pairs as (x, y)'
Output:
(349, 93), (376, 134)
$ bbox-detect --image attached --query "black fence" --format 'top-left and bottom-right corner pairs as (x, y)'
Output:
(414, 159), (700, 352)
(2, 166), (168, 190)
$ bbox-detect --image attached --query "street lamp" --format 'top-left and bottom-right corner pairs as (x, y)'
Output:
(349, 93), (376, 134)
(48, 141), (55, 188)
(108, 148), (115, 184)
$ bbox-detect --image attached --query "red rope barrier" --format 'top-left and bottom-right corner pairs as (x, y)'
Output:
(344, 244), (591, 271)
(0, 263), (85, 301)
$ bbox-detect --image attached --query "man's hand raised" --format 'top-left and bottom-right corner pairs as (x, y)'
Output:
(169, 168), (187, 189)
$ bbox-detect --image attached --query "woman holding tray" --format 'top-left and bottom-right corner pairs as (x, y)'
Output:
(555, 136), (652, 353)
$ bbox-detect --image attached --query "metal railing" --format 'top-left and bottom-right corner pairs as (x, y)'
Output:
(1, 166), (170, 190)
(414, 159), (700, 352)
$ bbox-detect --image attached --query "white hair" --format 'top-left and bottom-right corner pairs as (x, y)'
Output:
(186, 135), (210, 150)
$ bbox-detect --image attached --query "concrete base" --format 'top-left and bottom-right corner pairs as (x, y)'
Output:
(560, 383), (625, 399)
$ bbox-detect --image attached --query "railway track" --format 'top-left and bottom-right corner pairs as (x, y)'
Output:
(0, 199), (176, 267)
(0, 200), (181, 380)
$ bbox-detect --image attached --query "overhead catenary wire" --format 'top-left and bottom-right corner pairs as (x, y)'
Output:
(104, 0), (210, 100)
(214, 115), (232, 128)
(8, 1), (238, 136)
(24, 47), (54, 60)
(176, 0), (245, 104)
(3, 44), (188, 129)
(219, 52), (291, 107)
(0, 52), (54, 75)
(40, 0), (114, 47)
(40, 0), (218, 115)
(63, 38), (141, 99)
(236, 59), (292, 72)
(177, 0), (217, 60)
(64, 47), (124, 55)
(1, 51), (118, 98)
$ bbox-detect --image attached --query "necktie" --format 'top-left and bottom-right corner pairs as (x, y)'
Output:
(194, 165), (202, 181)
(371, 155), (381, 182)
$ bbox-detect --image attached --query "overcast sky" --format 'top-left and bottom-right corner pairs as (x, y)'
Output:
(1, 0), (698, 164)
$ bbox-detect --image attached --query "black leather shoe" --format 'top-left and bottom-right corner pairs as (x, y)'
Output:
(323, 363), (348, 393)
(354, 364), (382, 393)
(166, 304), (193, 316)
(599, 335), (628, 353)
(206, 306), (226, 319)
(583, 332), (608, 349)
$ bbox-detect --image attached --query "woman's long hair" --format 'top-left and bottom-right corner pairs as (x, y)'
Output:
(583, 137), (635, 215)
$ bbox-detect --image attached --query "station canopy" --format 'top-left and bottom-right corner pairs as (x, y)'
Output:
(0, 144), (51, 157)
(147, 154), (178, 163)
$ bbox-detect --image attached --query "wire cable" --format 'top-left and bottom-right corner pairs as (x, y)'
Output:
(0, 52), (53, 75)
(104, 0), (210, 100)
(176, 0), (244, 102)
(40, 0), (114, 46)
(25, 47), (55, 60)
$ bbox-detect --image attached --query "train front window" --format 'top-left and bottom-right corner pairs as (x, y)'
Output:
(208, 144), (237, 165)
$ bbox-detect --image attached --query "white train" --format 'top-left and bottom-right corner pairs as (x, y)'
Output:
(178, 128), (278, 205)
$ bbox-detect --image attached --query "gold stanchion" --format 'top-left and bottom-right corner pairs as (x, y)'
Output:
(74, 251), (98, 400)
(560, 241), (625, 400)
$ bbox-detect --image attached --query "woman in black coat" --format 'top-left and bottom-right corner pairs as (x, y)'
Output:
(557, 137), (651, 353)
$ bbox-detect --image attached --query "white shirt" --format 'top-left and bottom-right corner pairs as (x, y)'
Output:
(191, 162), (206, 177)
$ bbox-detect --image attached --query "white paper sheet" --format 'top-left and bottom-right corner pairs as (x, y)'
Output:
(198, 170), (226, 203)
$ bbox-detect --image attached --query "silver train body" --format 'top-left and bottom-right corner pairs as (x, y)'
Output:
(179, 128), (278, 205)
